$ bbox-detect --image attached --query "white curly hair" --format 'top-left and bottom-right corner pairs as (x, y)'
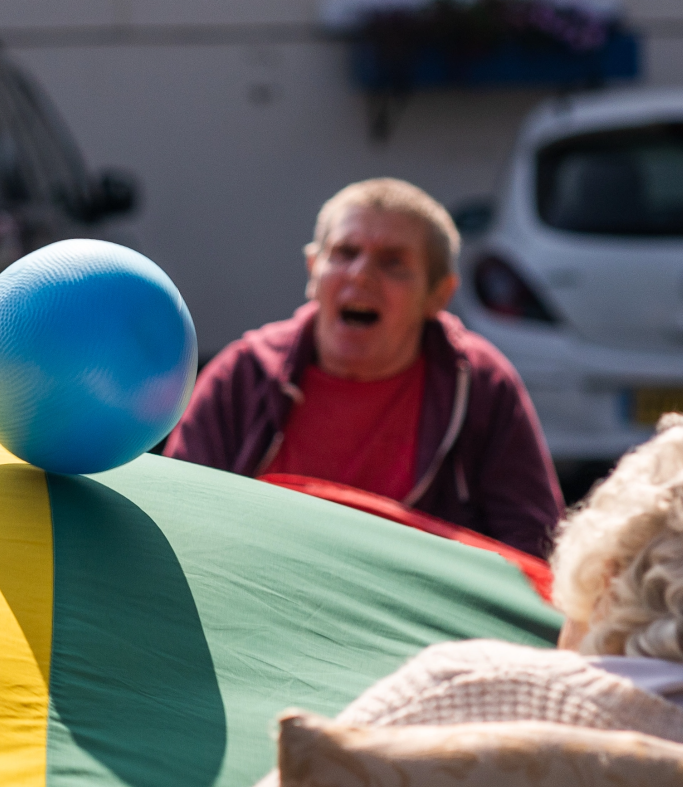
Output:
(552, 413), (683, 660)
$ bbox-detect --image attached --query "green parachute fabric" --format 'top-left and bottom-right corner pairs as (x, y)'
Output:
(0, 449), (562, 787)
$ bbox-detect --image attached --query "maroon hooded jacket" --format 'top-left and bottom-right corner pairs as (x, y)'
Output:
(165, 302), (563, 557)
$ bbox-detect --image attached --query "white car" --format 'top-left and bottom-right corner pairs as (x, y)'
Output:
(454, 87), (683, 463)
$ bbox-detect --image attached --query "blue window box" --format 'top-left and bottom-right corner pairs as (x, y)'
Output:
(351, 32), (640, 91)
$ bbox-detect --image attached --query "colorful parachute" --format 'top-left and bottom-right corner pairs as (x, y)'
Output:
(1, 446), (561, 787)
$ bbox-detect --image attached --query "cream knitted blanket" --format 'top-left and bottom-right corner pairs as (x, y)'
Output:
(337, 639), (683, 741)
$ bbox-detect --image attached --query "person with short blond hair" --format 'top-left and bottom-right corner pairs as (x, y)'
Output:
(165, 178), (562, 556)
(310, 178), (460, 288)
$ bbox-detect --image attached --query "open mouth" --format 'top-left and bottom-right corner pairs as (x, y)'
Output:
(340, 307), (380, 327)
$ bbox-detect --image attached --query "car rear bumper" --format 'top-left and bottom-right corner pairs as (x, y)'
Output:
(529, 387), (656, 460)
(463, 314), (683, 460)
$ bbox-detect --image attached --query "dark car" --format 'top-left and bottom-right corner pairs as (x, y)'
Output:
(0, 53), (137, 272)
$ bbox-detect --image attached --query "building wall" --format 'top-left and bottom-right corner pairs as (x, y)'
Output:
(0, 0), (681, 355)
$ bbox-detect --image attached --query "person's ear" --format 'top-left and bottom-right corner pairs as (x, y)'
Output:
(304, 242), (318, 275)
(304, 242), (320, 300)
(425, 273), (459, 318)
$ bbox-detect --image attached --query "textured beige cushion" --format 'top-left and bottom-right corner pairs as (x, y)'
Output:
(278, 711), (683, 787)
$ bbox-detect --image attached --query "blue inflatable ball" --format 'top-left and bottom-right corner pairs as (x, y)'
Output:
(0, 239), (197, 474)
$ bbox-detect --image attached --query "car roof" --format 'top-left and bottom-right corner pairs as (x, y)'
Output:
(519, 87), (683, 147)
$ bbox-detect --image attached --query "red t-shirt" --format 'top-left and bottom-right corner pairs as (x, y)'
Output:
(266, 357), (426, 501)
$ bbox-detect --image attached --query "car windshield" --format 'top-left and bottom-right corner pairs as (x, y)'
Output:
(537, 123), (683, 236)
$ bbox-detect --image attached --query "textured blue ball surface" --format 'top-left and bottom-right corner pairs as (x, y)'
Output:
(0, 239), (197, 473)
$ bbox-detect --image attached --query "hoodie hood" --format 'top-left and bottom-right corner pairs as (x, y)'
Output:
(242, 302), (319, 389)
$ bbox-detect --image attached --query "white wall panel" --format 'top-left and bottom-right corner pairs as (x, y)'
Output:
(624, 0), (683, 21)
(0, 0), (680, 356)
(0, 1), (115, 27)
(644, 37), (683, 85)
(8, 41), (545, 354)
(127, 0), (317, 26)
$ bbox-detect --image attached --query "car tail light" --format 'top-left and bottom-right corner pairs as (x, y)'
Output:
(474, 255), (558, 323)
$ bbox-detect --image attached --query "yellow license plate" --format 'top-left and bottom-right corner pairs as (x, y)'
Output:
(632, 388), (683, 426)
